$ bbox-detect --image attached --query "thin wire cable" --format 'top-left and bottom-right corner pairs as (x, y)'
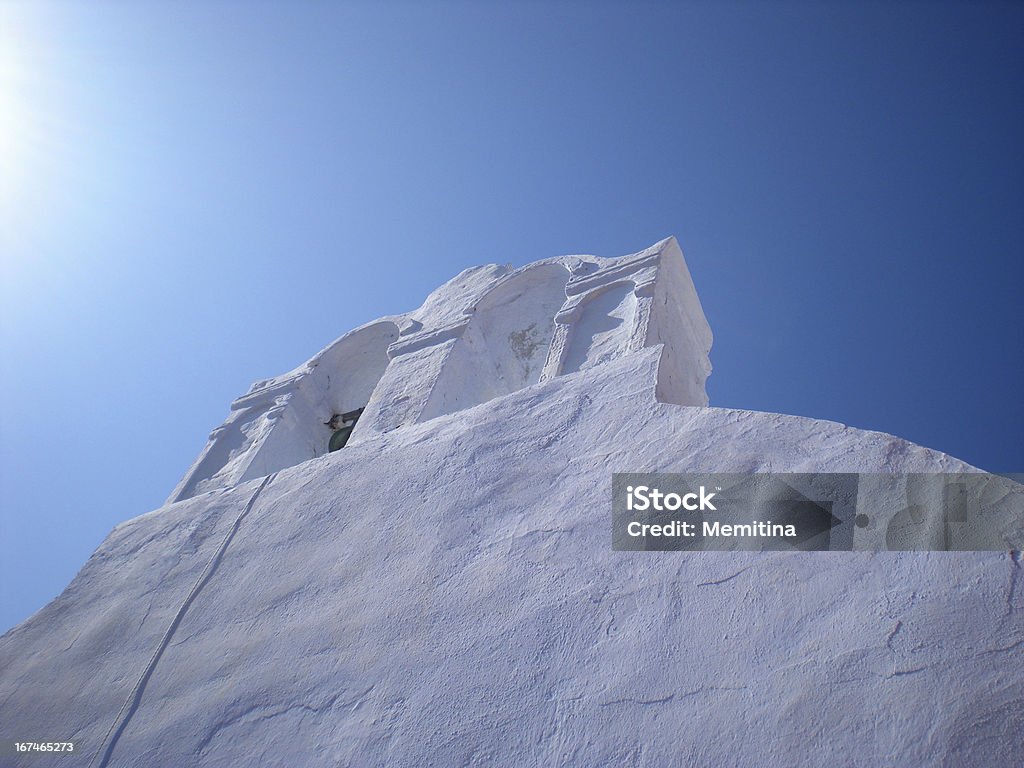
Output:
(88, 472), (276, 768)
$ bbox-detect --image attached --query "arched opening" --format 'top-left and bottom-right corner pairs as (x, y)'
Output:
(420, 263), (570, 421)
(238, 321), (399, 480)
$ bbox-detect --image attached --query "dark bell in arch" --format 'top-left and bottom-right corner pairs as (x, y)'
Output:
(326, 407), (364, 452)
(329, 426), (353, 452)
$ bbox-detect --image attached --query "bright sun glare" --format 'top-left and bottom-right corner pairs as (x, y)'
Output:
(0, 3), (49, 270)
(1, 27), (34, 198)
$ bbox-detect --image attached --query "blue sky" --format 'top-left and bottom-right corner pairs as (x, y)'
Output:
(1, 1), (1021, 633)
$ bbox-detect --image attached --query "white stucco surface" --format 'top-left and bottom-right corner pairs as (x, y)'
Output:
(1, 241), (1020, 767)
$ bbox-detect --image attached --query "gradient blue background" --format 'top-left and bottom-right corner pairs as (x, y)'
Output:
(2, 1), (1022, 633)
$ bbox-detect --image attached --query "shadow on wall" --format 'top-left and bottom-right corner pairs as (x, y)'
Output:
(561, 282), (637, 375)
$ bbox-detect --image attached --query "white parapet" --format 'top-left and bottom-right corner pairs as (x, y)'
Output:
(168, 237), (712, 502)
